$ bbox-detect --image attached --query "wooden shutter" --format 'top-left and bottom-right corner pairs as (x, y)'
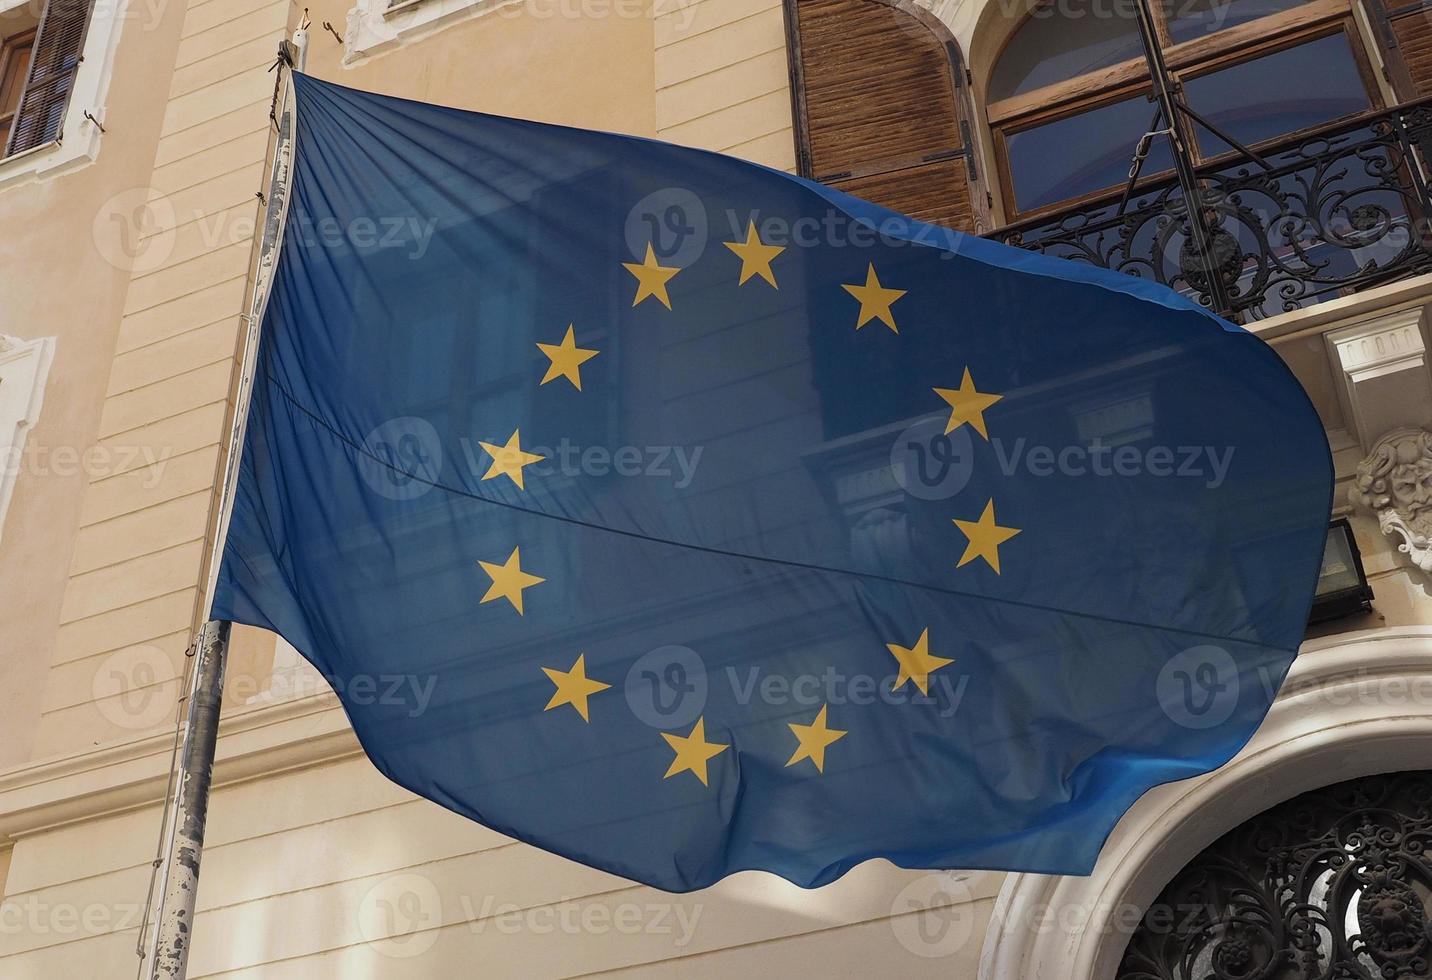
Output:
(5, 0), (95, 157)
(0, 30), (36, 151)
(1365, 0), (1432, 99)
(785, 0), (988, 232)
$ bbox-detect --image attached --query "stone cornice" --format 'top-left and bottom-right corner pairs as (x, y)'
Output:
(0, 691), (360, 840)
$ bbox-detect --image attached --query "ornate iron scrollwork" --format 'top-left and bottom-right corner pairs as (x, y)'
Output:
(1116, 771), (1432, 979)
(991, 101), (1432, 323)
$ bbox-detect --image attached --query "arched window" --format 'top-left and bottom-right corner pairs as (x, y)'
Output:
(784, 0), (1432, 320)
(988, 0), (1382, 217)
(1117, 771), (1432, 979)
(784, 0), (990, 232)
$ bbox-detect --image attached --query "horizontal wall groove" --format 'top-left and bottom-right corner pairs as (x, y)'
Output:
(119, 274), (248, 322)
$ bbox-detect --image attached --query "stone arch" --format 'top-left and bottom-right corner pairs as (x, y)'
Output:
(979, 627), (1432, 979)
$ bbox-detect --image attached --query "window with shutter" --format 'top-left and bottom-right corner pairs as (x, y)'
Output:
(0, 29), (35, 151)
(5, 0), (96, 158)
(987, 0), (1381, 219)
(784, 0), (989, 233)
(1366, 0), (1432, 98)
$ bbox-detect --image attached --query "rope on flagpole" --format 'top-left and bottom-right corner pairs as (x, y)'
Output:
(135, 24), (307, 980)
(130, 635), (196, 972)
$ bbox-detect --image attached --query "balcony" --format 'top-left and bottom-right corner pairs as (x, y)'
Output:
(988, 99), (1432, 323)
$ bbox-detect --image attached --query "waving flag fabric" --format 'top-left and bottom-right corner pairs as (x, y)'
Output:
(213, 74), (1333, 891)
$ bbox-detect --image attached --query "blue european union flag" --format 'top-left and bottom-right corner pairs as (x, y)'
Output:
(214, 74), (1333, 890)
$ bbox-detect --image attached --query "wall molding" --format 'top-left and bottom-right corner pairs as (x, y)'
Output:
(0, 690), (359, 841)
(342, 0), (522, 65)
(0, 333), (55, 548)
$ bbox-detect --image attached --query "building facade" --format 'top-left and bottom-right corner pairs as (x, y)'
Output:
(1, 0), (1432, 976)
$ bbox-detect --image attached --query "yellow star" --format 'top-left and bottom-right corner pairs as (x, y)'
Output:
(479, 429), (545, 490)
(842, 263), (906, 333)
(478, 547), (545, 614)
(536, 324), (599, 391)
(934, 368), (1003, 439)
(886, 627), (954, 695)
(953, 499), (1022, 574)
(542, 653), (611, 722)
(661, 716), (728, 787)
(724, 220), (785, 288)
(623, 243), (680, 309)
(785, 704), (847, 773)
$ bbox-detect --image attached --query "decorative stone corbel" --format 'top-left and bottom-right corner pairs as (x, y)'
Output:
(1326, 308), (1432, 453)
(1350, 426), (1432, 572)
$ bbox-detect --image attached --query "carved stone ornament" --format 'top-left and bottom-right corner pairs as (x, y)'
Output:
(1351, 426), (1432, 572)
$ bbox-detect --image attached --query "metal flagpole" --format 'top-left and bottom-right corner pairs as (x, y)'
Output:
(141, 18), (309, 980)
(1129, 0), (1236, 316)
(146, 620), (228, 980)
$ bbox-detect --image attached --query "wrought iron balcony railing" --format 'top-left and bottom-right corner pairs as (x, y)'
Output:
(988, 99), (1432, 323)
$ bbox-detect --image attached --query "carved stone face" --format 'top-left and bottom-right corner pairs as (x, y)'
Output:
(1350, 427), (1432, 569)
(1390, 453), (1432, 525)
(1353, 429), (1432, 534)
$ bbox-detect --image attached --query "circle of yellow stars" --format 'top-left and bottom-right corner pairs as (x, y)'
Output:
(468, 215), (1028, 790)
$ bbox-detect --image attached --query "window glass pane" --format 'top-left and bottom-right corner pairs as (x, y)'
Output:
(989, 0), (1146, 101)
(1162, 0), (1312, 43)
(1005, 93), (1170, 212)
(1183, 33), (1371, 157)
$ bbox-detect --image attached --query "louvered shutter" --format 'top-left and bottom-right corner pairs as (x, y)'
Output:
(786, 0), (987, 232)
(1364, 0), (1432, 98)
(5, 0), (95, 156)
(0, 30), (35, 151)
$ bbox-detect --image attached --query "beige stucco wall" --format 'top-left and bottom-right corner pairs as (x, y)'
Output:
(5, 0), (1432, 977)
(26, 0), (298, 763)
(21, 0), (800, 766)
(0, 0), (195, 771)
(303, 0), (657, 133)
(654, 0), (794, 169)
